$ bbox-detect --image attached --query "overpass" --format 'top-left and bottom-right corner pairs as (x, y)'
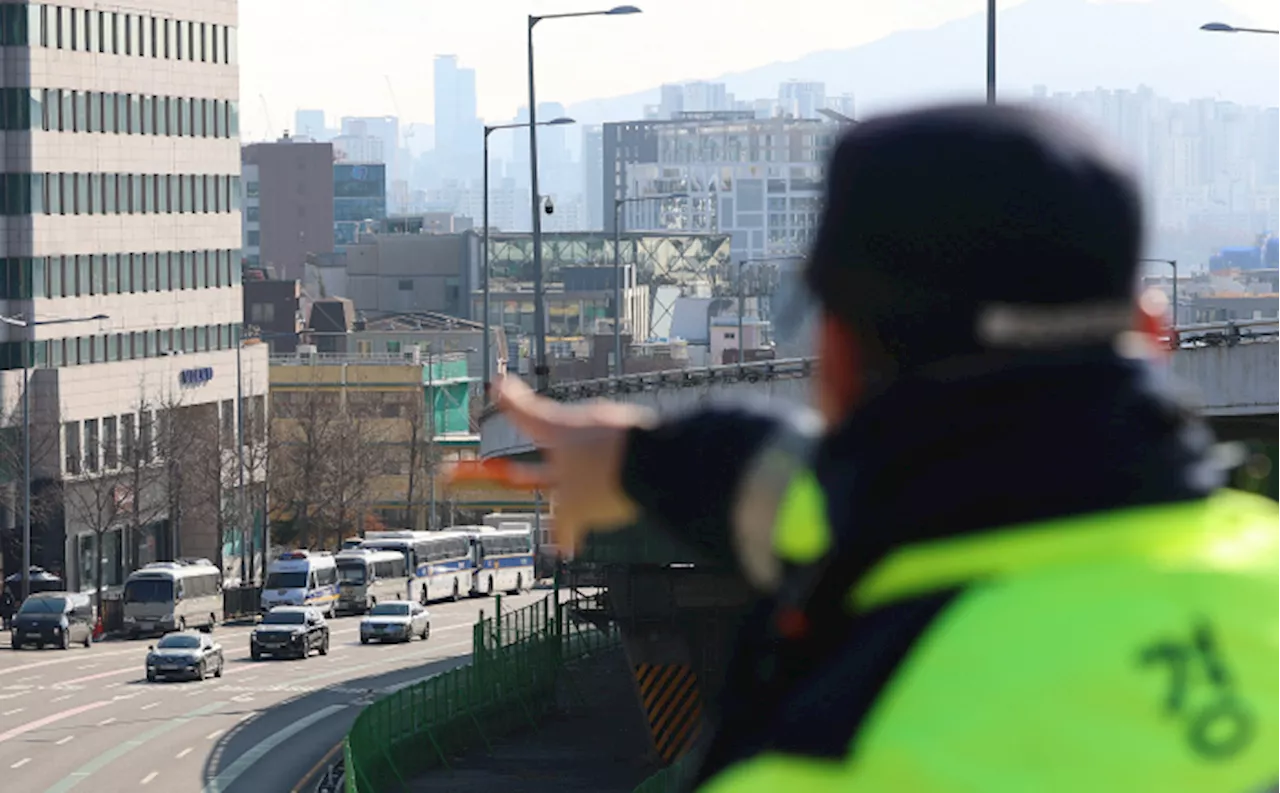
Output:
(477, 319), (1278, 768)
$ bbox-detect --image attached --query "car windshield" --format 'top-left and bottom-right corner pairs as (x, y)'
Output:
(18, 597), (66, 614)
(124, 579), (174, 603)
(265, 572), (308, 589)
(369, 603), (410, 617)
(337, 564), (366, 585)
(262, 611), (307, 625)
(157, 635), (201, 649)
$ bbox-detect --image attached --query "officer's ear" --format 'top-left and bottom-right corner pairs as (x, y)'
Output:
(816, 313), (875, 423)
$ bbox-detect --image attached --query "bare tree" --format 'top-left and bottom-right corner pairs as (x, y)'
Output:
(402, 392), (433, 531)
(269, 388), (343, 549)
(0, 385), (62, 574)
(323, 415), (384, 548)
(58, 447), (126, 617)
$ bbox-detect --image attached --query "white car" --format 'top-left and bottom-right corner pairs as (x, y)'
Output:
(359, 601), (430, 644)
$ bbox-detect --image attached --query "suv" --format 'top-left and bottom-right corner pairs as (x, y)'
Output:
(250, 606), (329, 660)
(10, 591), (94, 650)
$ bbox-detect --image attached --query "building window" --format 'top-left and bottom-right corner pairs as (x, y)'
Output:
(102, 416), (118, 469)
(83, 419), (100, 472)
(249, 302), (274, 323)
(387, 341), (402, 354)
(64, 422), (81, 474)
(397, 279), (413, 292)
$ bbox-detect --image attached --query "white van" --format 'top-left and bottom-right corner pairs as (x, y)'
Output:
(261, 551), (339, 617)
(123, 560), (223, 639)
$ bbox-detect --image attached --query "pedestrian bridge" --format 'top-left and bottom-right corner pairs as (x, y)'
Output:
(480, 319), (1279, 459)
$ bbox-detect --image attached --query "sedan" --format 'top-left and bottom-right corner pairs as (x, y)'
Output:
(146, 632), (224, 682)
(360, 601), (430, 644)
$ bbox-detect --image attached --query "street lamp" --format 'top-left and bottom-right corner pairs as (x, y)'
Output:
(1200, 22), (1279, 34)
(612, 192), (688, 375)
(735, 258), (801, 363)
(1140, 258), (1178, 328)
(482, 116), (575, 402)
(0, 312), (109, 604)
(527, 5), (642, 391)
(987, 0), (996, 103)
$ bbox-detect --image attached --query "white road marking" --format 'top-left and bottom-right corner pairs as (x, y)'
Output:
(176, 747), (193, 759)
(2, 708), (24, 716)
(97, 717), (116, 726)
(141, 702), (160, 711)
(206, 729), (223, 740)
(76, 663), (98, 670)
(141, 771), (158, 785)
(57, 735), (75, 745)
(11, 757), (31, 768)
(199, 704), (347, 793)
(16, 675), (42, 682)
(51, 694), (73, 703)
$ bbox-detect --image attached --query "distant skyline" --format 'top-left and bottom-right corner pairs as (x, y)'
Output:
(239, 0), (1275, 142)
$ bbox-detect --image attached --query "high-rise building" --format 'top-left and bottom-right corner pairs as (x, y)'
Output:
(294, 109), (332, 141)
(242, 137), (337, 280)
(0, 3), (270, 588)
(433, 55), (481, 183)
(583, 126), (605, 231)
(334, 163), (387, 245)
(778, 80), (826, 120)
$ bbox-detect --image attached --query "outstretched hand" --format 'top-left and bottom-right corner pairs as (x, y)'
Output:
(493, 376), (658, 552)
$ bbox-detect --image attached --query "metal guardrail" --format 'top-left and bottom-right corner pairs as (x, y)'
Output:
(1169, 318), (1278, 347)
(343, 594), (619, 793)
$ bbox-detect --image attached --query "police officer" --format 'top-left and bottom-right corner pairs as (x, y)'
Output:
(492, 103), (1279, 792)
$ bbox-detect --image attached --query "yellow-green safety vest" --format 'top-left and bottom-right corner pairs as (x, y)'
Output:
(703, 488), (1280, 793)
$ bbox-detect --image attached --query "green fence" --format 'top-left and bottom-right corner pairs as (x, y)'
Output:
(344, 593), (616, 793)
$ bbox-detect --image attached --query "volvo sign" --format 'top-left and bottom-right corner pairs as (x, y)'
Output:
(179, 366), (214, 386)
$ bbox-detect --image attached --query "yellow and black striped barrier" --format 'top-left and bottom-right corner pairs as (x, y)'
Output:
(633, 663), (703, 764)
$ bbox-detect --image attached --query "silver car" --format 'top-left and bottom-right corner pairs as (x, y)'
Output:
(359, 601), (430, 644)
(146, 632), (224, 682)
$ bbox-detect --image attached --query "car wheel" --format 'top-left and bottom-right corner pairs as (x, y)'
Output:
(197, 661), (207, 680)
(251, 648), (261, 661)
(319, 633), (329, 656)
(214, 656), (224, 678)
(421, 623), (429, 641)
(147, 670), (157, 683)
(360, 636), (368, 645)
(82, 631), (92, 648)
(451, 581), (460, 602)
(60, 631), (70, 650)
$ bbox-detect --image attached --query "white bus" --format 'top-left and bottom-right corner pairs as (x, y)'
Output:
(472, 527), (535, 597)
(334, 548), (409, 615)
(122, 560), (223, 639)
(361, 530), (474, 604)
(261, 551), (339, 617)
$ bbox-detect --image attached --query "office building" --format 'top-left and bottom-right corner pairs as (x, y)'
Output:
(334, 163), (387, 245)
(778, 80), (826, 119)
(0, 2), (269, 590)
(433, 55), (481, 183)
(242, 136), (336, 280)
(294, 109), (332, 141)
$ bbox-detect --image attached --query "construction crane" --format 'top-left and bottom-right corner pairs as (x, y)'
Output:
(258, 93), (275, 140)
(383, 75), (415, 151)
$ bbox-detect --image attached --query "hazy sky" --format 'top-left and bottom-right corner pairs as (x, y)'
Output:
(239, 0), (1275, 141)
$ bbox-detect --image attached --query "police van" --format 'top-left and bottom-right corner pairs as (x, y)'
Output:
(260, 551), (339, 617)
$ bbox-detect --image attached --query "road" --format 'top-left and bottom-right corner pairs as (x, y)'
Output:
(0, 590), (546, 793)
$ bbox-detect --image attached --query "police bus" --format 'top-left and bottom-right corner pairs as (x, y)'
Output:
(122, 559), (222, 639)
(334, 548), (409, 615)
(470, 527), (535, 597)
(361, 531), (474, 604)
(260, 551), (339, 617)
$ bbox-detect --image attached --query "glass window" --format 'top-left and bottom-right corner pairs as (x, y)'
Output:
(106, 335), (119, 364)
(177, 97), (188, 136)
(122, 13), (131, 55)
(203, 98), (213, 138)
(91, 255), (105, 295)
(104, 173), (117, 214)
(157, 252), (170, 290)
(210, 24), (219, 63)
(194, 175), (205, 213)
(101, 91), (114, 132)
(47, 172), (61, 215)
(133, 174), (143, 214)
(140, 13), (149, 57)
(116, 93), (127, 133)
(75, 173), (88, 215)
(87, 173), (100, 214)
(54, 5), (65, 49)
(154, 96), (167, 136)
(60, 89), (71, 132)
(182, 327), (194, 352)
(169, 252), (181, 289)
(200, 22), (208, 62)
(157, 173), (170, 213)
(73, 90), (86, 132)
(174, 20), (184, 60)
(96, 11), (106, 53)
(131, 255), (143, 294)
(85, 9), (96, 53)
(86, 90), (100, 132)
(229, 101), (239, 136)
(47, 257), (62, 298)
(144, 253), (158, 291)
(68, 6), (78, 50)
(227, 26), (237, 65)
(128, 94), (140, 134)
(143, 174), (155, 213)
(118, 254), (132, 293)
(162, 18), (170, 58)
(182, 252), (194, 288)
(31, 258), (46, 299)
(108, 12), (118, 54)
(168, 175), (179, 213)
(106, 254), (119, 293)
(32, 5), (46, 48)
(195, 252), (207, 288)
(178, 174), (189, 212)
(186, 20), (195, 61)
(141, 95), (152, 135)
(77, 337), (90, 366)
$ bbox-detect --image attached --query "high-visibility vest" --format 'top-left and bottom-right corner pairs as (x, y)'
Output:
(700, 488), (1280, 792)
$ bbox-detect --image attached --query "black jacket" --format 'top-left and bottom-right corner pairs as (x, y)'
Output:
(619, 351), (1223, 786)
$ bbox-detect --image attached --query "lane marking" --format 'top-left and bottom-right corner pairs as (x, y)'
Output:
(97, 717), (116, 726)
(141, 771), (158, 785)
(206, 729), (223, 740)
(56, 735), (75, 745)
(176, 747), (192, 759)
(12, 757), (31, 768)
(16, 675), (42, 682)
(290, 741), (344, 793)
(41, 702), (226, 793)
(76, 664), (98, 670)
(141, 702), (160, 711)
(0, 701), (110, 745)
(54, 668), (134, 687)
(50, 695), (72, 703)
(3, 708), (24, 716)
(200, 704), (348, 793)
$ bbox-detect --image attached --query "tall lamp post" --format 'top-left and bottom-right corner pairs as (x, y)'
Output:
(1200, 22), (1279, 35)
(612, 192), (687, 375)
(734, 257), (800, 363)
(527, 4), (641, 391)
(1140, 258), (1178, 328)
(0, 312), (109, 603)
(482, 117), (576, 402)
(987, 0), (997, 103)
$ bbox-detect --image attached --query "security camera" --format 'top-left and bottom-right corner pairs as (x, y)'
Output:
(543, 197), (555, 215)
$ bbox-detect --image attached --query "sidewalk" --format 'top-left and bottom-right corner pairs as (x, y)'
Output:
(407, 647), (660, 793)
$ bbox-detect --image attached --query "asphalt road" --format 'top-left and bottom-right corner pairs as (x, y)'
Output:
(0, 591), (546, 793)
